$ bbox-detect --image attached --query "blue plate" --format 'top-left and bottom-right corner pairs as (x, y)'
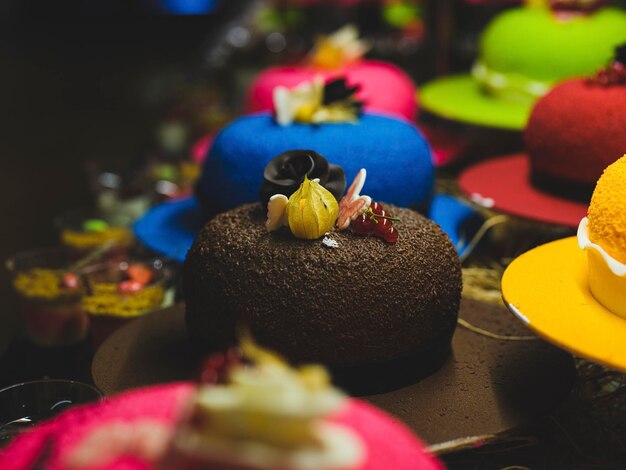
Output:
(134, 194), (481, 262)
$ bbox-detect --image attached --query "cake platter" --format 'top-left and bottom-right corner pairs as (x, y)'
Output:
(502, 237), (626, 373)
(458, 154), (587, 228)
(92, 297), (575, 450)
(421, 75), (533, 131)
(133, 193), (481, 263)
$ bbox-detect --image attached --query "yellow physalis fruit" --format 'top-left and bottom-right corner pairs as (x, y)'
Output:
(287, 177), (339, 239)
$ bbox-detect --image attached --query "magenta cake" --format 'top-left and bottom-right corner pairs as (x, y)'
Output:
(247, 61), (417, 121)
(0, 383), (443, 470)
(246, 26), (417, 121)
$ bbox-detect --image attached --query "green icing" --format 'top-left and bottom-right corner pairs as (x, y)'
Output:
(480, 7), (626, 83)
(421, 75), (532, 130)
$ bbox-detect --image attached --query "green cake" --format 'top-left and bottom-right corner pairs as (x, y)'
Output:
(421, 5), (626, 130)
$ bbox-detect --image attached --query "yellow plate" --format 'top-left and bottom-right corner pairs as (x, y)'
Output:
(502, 237), (626, 372)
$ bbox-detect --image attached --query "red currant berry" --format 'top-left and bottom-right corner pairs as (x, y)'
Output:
(352, 214), (374, 235)
(198, 348), (241, 384)
(226, 347), (242, 363)
(384, 226), (399, 243)
(373, 218), (392, 238)
(200, 367), (219, 384)
(370, 202), (384, 215)
(205, 352), (226, 369)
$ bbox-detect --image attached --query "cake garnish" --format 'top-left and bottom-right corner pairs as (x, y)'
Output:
(198, 347), (243, 385)
(260, 150), (346, 210)
(322, 236), (339, 249)
(263, 151), (346, 240)
(266, 194), (289, 231)
(288, 176), (339, 239)
(353, 202), (400, 243)
(168, 336), (366, 470)
(273, 76), (363, 126)
(337, 171), (400, 243)
(308, 24), (370, 70)
(587, 43), (626, 87)
(336, 169), (371, 230)
(266, 177), (339, 240)
(264, 157), (398, 242)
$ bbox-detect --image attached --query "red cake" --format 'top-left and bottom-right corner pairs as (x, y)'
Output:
(525, 77), (626, 187)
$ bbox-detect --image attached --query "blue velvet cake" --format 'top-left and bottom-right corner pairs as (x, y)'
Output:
(197, 112), (434, 217)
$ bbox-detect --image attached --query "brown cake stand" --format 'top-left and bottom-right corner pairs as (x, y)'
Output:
(92, 297), (575, 450)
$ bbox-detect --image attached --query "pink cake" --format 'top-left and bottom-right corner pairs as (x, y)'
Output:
(246, 27), (417, 121)
(0, 383), (443, 470)
(247, 61), (416, 121)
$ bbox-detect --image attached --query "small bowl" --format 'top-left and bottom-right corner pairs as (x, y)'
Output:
(55, 208), (135, 256)
(6, 248), (89, 347)
(0, 379), (103, 445)
(92, 170), (152, 223)
(81, 257), (176, 349)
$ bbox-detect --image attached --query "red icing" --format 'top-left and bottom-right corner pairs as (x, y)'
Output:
(524, 79), (626, 185)
(246, 61), (417, 121)
(459, 153), (588, 228)
(0, 383), (442, 470)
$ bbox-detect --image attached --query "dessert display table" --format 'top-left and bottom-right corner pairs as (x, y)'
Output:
(93, 298), (575, 449)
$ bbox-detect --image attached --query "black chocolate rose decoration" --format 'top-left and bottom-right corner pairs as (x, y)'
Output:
(260, 150), (346, 210)
(323, 78), (360, 104)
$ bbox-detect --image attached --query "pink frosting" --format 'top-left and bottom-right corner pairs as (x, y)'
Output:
(190, 134), (214, 164)
(246, 60), (418, 121)
(0, 383), (442, 470)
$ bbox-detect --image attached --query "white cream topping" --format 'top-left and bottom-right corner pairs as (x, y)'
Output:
(577, 217), (626, 276)
(175, 362), (365, 470)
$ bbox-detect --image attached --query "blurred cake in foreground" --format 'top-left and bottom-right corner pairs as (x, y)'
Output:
(0, 343), (443, 470)
(161, 340), (443, 469)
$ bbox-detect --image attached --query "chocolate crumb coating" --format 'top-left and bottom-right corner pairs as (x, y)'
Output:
(183, 203), (462, 367)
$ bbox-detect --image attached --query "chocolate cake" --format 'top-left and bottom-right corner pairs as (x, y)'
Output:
(183, 203), (462, 374)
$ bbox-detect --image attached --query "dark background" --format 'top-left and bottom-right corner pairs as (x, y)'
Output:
(0, 1), (247, 353)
